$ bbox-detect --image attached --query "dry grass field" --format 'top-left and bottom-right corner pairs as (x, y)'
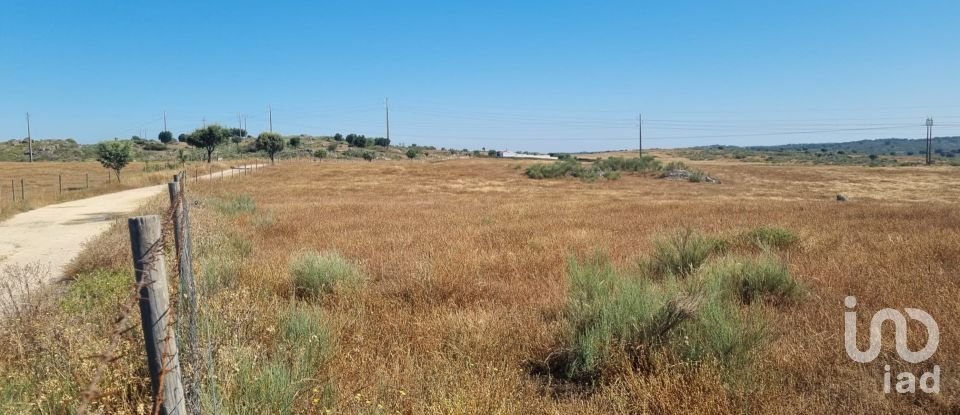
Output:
(0, 160), (250, 221)
(2, 156), (959, 414)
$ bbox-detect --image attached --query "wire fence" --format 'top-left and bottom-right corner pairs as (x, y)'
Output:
(75, 164), (264, 414)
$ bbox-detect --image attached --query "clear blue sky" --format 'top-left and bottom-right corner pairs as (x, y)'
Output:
(1, 0), (958, 152)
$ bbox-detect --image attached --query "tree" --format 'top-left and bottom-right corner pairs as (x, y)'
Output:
(374, 137), (390, 147)
(256, 132), (285, 164)
(289, 136), (302, 148)
(178, 133), (188, 142)
(231, 136), (243, 145)
(96, 141), (133, 183)
(333, 133), (344, 142)
(346, 134), (369, 148)
(186, 125), (229, 163)
(158, 131), (174, 144)
(406, 148), (418, 159)
(313, 149), (328, 161)
(362, 151), (374, 162)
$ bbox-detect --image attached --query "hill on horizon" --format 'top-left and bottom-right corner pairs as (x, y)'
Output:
(702, 136), (960, 156)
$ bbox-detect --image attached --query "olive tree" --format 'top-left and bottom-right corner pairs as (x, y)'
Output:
(96, 141), (133, 183)
(186, 125), (229, 163)
(255, 132), (285, 164)
(158, 131), (174, 144)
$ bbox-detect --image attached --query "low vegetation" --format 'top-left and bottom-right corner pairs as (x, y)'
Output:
(543, 229), (801, 390)
(525, 156), (661, 181)
(743, 225), (799, 249)
(290, 250), (363, 298)
(647, 229), (724, 277)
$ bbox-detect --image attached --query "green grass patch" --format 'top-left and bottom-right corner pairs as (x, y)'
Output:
(700, 256), (803, 305)
(743, 226), (799, 249)
(212, 194), (256, 215)
(58, 270), (129, 315)
(220, 305), (336, 414)
(648, 229), (724, 277)
(290, 251), (363, 298)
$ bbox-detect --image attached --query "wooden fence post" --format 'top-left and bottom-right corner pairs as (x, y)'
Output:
(128, 215), (187, 415)
(59, 174), (62, 195)
(86, 173), (89, 189)
(20, 179), (24, 201)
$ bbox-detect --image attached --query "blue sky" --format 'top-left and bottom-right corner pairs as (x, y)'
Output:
(1, 0), (958, 152)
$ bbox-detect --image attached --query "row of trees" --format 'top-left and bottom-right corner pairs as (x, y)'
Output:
(96, 125), (293, 182)
(333, 133), (389, 148)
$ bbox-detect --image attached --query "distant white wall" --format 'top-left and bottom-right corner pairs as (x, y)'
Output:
(498, 151), (557, 160)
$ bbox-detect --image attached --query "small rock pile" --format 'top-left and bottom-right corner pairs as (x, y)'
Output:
(661, 168), (721, 184)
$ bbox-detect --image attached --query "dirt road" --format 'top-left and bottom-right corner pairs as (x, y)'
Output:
(0, 165), (260, 292)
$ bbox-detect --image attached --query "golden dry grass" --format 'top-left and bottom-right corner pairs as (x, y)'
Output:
(3, 156), (959, 413)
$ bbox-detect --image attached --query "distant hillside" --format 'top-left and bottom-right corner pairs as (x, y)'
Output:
(680, 136), (960, 166)
(737, 136), (960, 156)
(0, 138), (95, 161)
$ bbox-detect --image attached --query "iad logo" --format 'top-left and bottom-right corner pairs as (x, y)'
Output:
(844, 296), (940, 394)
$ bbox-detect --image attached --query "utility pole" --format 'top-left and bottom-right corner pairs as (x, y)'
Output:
(926, 117), (934, 165)
(385, 98), (390, 142)
(26, 112), (33, 162)
(202, 118), (206, 128)
(638, 112), (643, 157)
(268, 105), (273, 133)
(163, 111), (168, 132)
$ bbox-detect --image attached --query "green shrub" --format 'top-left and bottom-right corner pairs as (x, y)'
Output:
(663, 161), (689, 171)
(221, 306), (336, 414)
(700, 256), (802, 305)
(230, 357), (297, 414)
(648, 229), (722, 277)
(744, 226), (799, 249)
(559, 254), (687, 380)
(58, 270), (128, 315)
(200, 249), (241, 294)
(142, 141), (167, 151)
(527, 157), (660, 181)
(554, 252), (770, 382)
(343, 148), (366, 158)
(593, 156), (661, 172)
(670, 292), (767, 371)
(282, 307), (335, 378)
(525, 159), (582, 179)
(290, 251), (363, 298)
(212, 194), (256, 215)
(688, 170), (705, 182)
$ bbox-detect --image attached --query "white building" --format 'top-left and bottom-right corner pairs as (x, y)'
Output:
(496, 151), (557, 160)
